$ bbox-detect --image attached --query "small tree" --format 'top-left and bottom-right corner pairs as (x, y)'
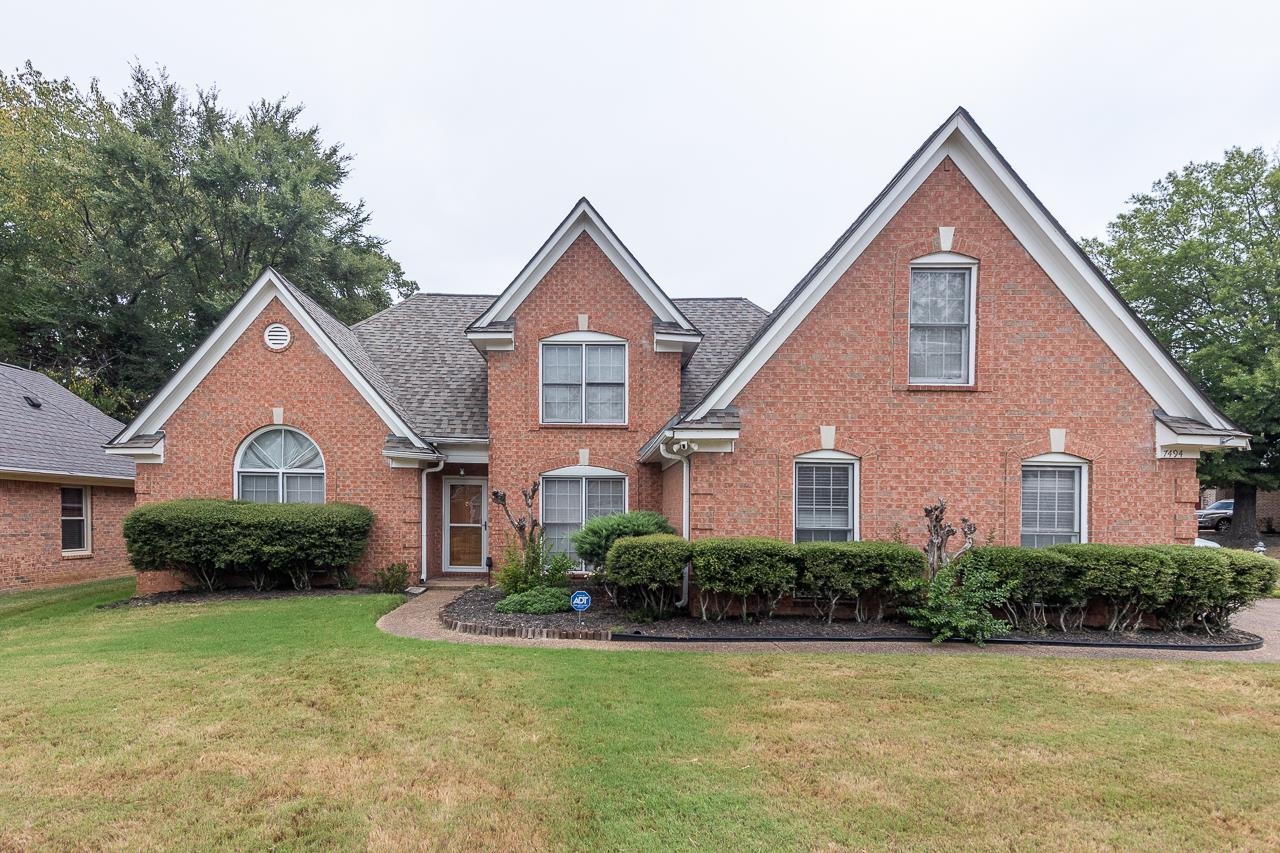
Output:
(922, 498), (976, 581)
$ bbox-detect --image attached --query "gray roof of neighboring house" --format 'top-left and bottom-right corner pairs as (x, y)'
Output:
(0, 363), (135, 481)
(672, 298), (770, 412)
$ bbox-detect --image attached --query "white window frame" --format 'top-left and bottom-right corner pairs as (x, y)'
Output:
(60, 486), (91, 555)
(1020, 452), (1089, 546)
(233, 425), (327, 504)
(539, 466), (629, 563)
(908, 253), (978, 386)
(539, 331), (629, 425)
(792, 450), (860, 543)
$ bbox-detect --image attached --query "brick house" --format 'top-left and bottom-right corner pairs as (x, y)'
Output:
(1, 364), (135, 592)
(107, 108), (1247, 593)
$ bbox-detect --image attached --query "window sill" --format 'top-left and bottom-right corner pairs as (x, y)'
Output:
(894, 382), (987, 392)
(61, 551), (93, 560)
(538, 423), (631, 430)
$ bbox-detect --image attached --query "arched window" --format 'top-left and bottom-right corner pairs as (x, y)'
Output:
(235, 427), (325, 504)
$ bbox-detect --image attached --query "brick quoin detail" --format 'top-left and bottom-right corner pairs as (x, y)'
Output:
(693, 158), (1200, 546)
(0, 480), (133, 592)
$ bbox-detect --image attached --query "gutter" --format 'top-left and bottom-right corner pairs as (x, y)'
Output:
(420, 458), (446, 582)
(657, 438), (695, 609)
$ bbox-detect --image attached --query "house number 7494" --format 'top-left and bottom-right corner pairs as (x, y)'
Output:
(1161, 448), (1185, 458)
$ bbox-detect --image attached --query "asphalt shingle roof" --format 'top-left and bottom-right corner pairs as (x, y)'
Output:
(672, 298), (770, 412)
(0, 363), (135, 481)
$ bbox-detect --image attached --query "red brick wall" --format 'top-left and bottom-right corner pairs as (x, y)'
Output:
(693, 158), (1200, 546)
(661, 460), (685, 535)
(133, 297), (421, 588)
(485, 232), (680, 558)
(0, 479), (134, 592)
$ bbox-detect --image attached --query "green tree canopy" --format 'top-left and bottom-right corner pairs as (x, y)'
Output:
(1085, 146), (1280, 541)
(0, 62), (415, 419)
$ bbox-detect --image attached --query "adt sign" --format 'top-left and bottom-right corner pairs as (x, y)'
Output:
(570, 590), (592, 612)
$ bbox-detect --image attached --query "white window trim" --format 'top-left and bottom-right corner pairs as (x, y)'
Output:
(60, 485), (92, 555)
(539, 333), (629, 426)
(907, 255), (978, 386)
(792, 454), (860, 543)
(233, 425), (327, 504)
(1020, 452), (1089, 545)
(539, 471), (629, 563)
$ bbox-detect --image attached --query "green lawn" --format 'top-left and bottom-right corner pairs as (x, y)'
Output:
(2, 580), (1279, 850)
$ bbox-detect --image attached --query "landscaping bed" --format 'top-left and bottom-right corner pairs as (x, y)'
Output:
(102, 586), (378, 609)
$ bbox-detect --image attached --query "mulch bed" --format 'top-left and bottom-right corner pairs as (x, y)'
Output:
(100, 587), (377, 609)
(440, 586), (1263, 648)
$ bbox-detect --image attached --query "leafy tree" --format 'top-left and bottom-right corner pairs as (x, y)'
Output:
(1085, 147), (1280, 545)
(0, 62), (415, 419)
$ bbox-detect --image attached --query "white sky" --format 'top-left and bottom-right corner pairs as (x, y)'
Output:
(6, 0), (1279, 309)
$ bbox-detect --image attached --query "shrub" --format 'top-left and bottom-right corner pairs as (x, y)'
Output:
(495, 536), (573, 594)
(1052, 544), (1175, 632)
(1147, 546), (1279, 632)
(962, 546), (1084, 631)
(691, 537), (797, 621)
(794, 541), (926, 623)
(904, 560), (1013, 645)
(604, 534), (691, 617)
(495, 586), (571, 615)
(571, 511), (676, 571)
(371, 563), (411, 594)
(123, 499), (374, 591)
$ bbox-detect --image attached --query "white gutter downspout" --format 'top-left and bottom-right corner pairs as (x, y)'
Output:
(419, 459), (446, 582)
(658, 436), (694, 609)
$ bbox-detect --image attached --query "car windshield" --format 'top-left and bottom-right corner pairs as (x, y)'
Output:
(1206, 500), (1234, 511)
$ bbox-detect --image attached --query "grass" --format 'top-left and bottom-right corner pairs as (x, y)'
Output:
(1, 580), (1279, 850)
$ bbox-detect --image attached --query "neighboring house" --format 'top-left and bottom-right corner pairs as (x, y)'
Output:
(0, 364), (135, 592)
(107, 108), (1249, 594)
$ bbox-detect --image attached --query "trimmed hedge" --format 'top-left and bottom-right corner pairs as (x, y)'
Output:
(571, 511), (676, 570)
(604, 534), (690, 616)
(963, 546), (1084, 631)
(794, 541), (926, 623)
(123, 499), (375, 591)
(691, 537), (797, 621)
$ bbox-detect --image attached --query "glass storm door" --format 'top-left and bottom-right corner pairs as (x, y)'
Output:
(444, 478), (487, 572)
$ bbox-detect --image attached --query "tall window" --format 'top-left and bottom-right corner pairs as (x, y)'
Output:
(235, 427), (325, 504)
(794, 461), (857, 542)
(60, 487), (90, 553)
(909, 267), (973, 384)
(542, 342), (626, 424)
(541, 475), (627, 560)
(1021, 464), (1084, 547)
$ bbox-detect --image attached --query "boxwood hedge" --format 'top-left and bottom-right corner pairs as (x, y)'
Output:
(604, 533), (691, 616)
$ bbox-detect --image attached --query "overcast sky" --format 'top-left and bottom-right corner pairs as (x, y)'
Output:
(6, 1), (1279, 309)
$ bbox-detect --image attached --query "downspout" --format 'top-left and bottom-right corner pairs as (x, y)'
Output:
(658, 436), (693, 609)
(420, 458), (446, 582)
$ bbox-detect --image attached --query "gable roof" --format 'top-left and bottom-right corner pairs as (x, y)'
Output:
(111, 268), (428, 448)
(672, 298), (770, 411)
(468, 198), (698, 333)
(682, 107), (1239, 433)
(0, 363), (134, 482)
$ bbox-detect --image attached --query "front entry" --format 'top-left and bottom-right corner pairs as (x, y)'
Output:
(443, 477), (488, 573)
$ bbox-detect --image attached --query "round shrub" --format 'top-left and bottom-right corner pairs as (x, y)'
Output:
(794, 541), (926, 622)
(691, 537), (797, 621)
(1051, 544), (1175, 632)
(571, 511), (676, 570)
(604, 533), (691, 616)
(495, 586), (571, 615)
(962, 546), (1083, 630)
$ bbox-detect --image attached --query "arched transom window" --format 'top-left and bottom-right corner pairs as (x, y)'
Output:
(235, 427), (325, 504)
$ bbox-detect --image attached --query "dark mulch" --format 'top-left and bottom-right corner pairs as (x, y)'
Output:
(100, 587), (379, 610)
(441, 586), (1261, 647)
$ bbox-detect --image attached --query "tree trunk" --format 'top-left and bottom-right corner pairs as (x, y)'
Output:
(1222, 482), (1260, 548)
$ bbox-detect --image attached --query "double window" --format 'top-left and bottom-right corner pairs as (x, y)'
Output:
(1021, 459), (1087, 546)
(794, 460), (858, 542)
(541, 474), (627, 561)
(908, 267), (973, 384)
(60, 487), (90, 554)
(235, 427), (325, 504)
(541, 342), (626, 424)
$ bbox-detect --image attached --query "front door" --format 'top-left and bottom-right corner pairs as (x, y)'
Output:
(443, 478), (488, 573)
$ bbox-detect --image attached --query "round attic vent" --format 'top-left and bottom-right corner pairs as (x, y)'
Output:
(263, 323), (292, 351)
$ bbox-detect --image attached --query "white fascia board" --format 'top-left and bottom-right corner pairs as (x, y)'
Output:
(473, 200), (694, 330)
(690, 113), (1230, 431)
(671, 428), (740, 441)
(437, 442), (491, 464)
(104, 439), (164, 464)
(466, 330), (515, 351)
(1155, 421), (1250, 454)
(0, 467), (135, 487)
(115, 270), (424, 448)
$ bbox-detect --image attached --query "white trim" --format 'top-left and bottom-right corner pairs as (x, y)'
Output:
(263, 323), (292, 351)
(541, 464), (627, 478)
(233, 425), (326, 503)
(1021, 453), (1089, 545)
(907, 262), (977, 386)
(539, 471), (630, 562)
(442, 476), (489, 573)
(688, 110), (1231, 430)
(539, 339), (629, 426)
(420, 468), (429, 582)
(60, 485), (92, 556)
(113, 269), (425, 447)
(0, 466), (134, 486)
(792, 458), (860, 543)
(472, 199), (694, 331)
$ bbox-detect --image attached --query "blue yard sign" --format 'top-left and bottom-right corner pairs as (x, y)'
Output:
(570, 590), (592, 612)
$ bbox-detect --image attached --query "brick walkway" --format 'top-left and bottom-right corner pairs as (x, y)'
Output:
(377, 585), (1280, 662)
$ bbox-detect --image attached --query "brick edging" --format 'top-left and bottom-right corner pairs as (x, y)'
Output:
(438, 614), (611, 642)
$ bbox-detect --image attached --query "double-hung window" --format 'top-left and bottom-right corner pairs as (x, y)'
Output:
(60, 487), (90, 554)
(1020, 461), (1086, 547)
(908, 267), (973, 384)
(541, 475), (627, 561)
(794, 461), (857, 542)
(542, 342), (626, 424)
